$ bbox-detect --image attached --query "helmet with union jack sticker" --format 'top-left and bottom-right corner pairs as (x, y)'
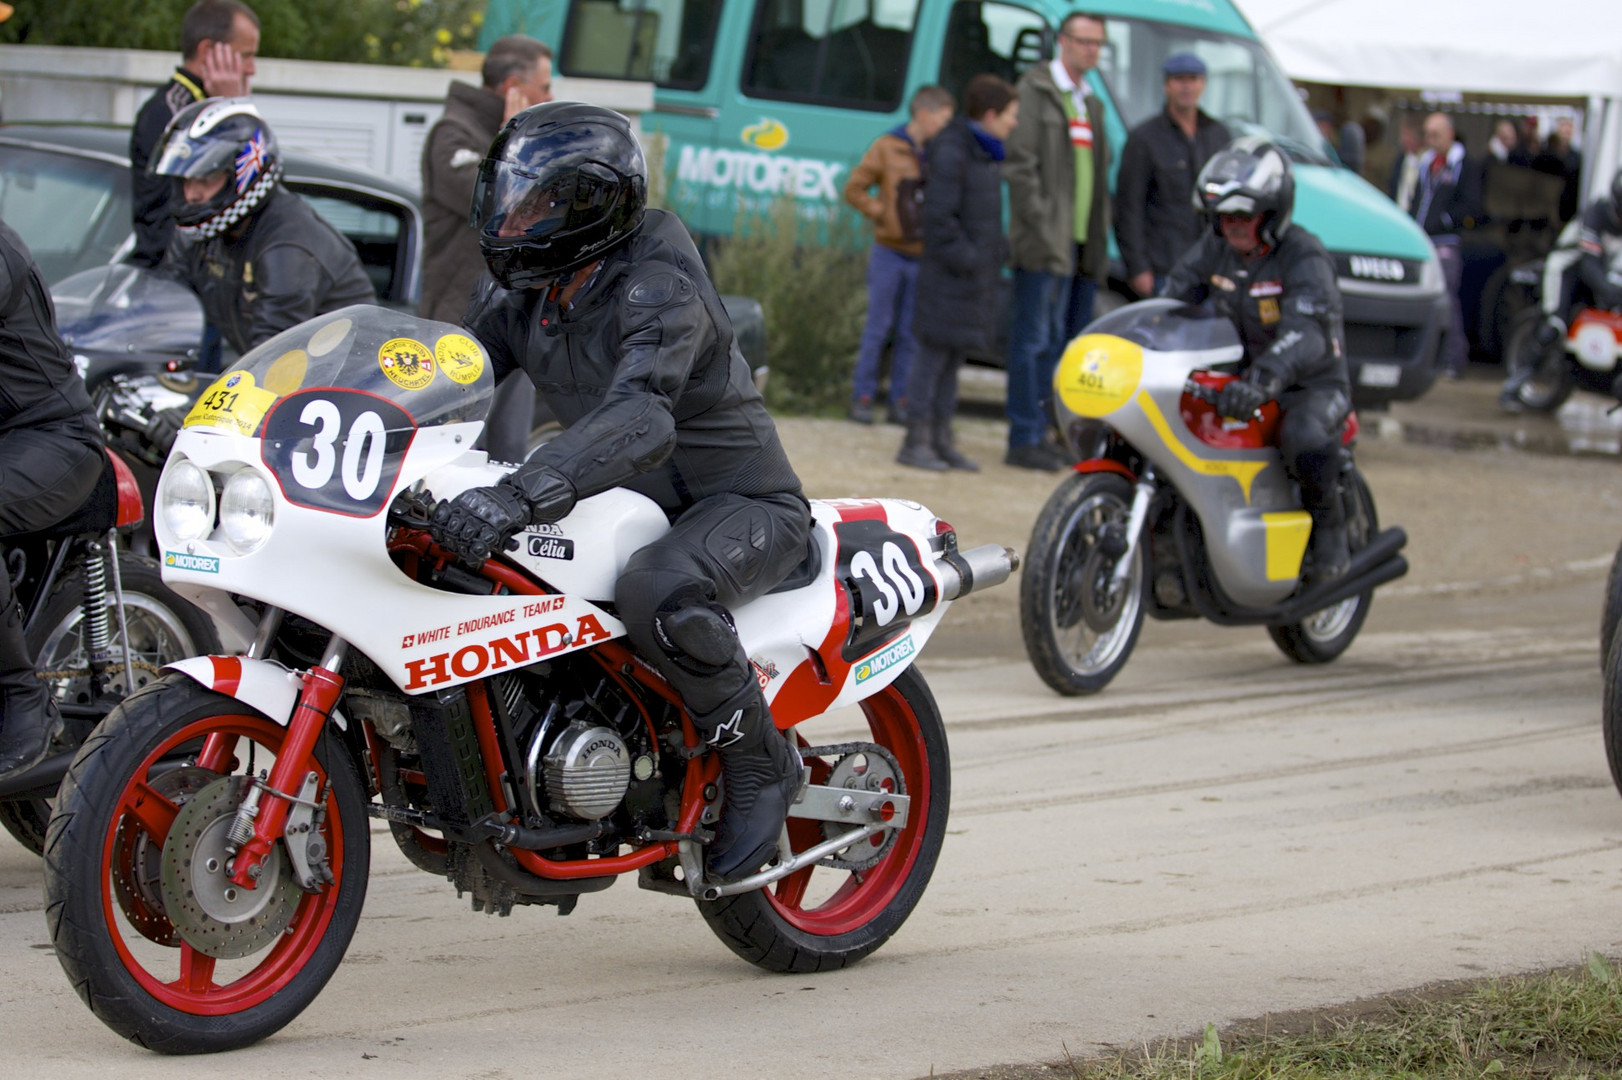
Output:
(152, 98), (282, 239)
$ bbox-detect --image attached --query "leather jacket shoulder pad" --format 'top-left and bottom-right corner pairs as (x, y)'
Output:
(626, 269), (696, 308)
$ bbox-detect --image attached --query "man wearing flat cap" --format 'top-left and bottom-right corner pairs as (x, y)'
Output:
(1115, 51), (1231, 298)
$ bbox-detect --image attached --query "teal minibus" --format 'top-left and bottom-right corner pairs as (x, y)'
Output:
(482, 0), (1450, 407)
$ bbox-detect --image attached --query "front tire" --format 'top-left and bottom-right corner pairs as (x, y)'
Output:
(1268, 466), (1378, 663)
(1502, 309), (1574, 412)
(1603, 625), (1622, 800)
(1601, 536), (1622, 674)
(43, 675), (369, 1054)
(1020, 472), (1146, 695)
(698, 666), (949, 972)
(0, 555), (219, 857)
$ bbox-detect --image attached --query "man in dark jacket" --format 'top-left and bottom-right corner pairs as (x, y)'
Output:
(897, 74), (1017, 472)
(420, 36), (553, 465)
(1163, 137), (1354, 582)
(1412, 112), (1482, 379)
(151, 101), (375, 356)
(128, 0), (259, 270)
(0, 221), (106, 782)
(420, 36), (553, 321)
(438, 103), (811, 885)
(1003, 12), (1111, 471)
(1114, 51), (1229, 300)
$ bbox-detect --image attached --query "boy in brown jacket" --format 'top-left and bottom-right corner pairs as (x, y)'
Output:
(843, 85), (954, 424)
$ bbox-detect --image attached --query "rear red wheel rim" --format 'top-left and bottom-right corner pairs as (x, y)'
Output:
(97, 714), (348, 1015)
(765, 683), (930, 935)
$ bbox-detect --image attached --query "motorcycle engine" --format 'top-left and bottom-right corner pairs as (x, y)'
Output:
(537, 722), (631, 821)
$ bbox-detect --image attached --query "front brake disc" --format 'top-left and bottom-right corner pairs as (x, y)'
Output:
(159, 775), (301, 959)
(111, 765), (218, 946)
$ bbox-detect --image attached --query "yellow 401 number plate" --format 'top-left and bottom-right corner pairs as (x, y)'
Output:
(183, 371), (279, 436)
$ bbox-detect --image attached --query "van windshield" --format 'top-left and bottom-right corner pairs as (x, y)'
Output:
(1095, 18), (1330, 165)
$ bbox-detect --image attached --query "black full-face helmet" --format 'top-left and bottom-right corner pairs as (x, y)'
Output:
(472, 101), (648, 290)
(1192, 135), (1295, 247)
(1610, 167), (1622, 219)
(151, 98), (281, 240)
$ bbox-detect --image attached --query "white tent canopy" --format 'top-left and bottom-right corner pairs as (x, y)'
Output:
(1234, 0), (1622, 199)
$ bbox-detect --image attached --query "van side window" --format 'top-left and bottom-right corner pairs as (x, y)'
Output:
(939, 1), (1048, 104)
(743, 0), (921, 111)
(560, 0), (724, 89)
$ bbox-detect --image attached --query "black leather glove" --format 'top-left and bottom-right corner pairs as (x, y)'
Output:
(145, 406), (189, 457)
(1216, 377), (1271, 420)
(429, 485), (531, 565)
(427, 464), (578, 565)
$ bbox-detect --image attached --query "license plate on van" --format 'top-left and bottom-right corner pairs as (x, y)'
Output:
(1358, 363), (1402, 388)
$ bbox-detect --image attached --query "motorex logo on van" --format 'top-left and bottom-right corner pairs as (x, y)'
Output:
(675, 118), (844, 201)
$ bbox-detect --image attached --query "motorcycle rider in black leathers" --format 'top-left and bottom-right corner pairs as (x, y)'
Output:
(150, 99), (375, 357)
(1500, 168), (1622, 411)
(1162, 136), (1353, 582)
(0, 221), (107, 782)
(431, 102), (811, 884)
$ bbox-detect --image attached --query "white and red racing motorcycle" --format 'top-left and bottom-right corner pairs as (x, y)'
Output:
(42, 305), (1015, 1053)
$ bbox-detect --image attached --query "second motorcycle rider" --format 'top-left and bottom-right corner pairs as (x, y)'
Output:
(430, 101), (811, 884)
(1161, 136), (1354, 582)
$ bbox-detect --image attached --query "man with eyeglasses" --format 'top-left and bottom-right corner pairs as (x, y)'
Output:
(1003, 12), (1111, 472)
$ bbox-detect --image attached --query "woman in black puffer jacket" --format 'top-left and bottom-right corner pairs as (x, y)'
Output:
(899, 74), (1018, 472)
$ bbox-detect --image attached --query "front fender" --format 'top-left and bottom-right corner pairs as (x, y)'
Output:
(165, 656), (305, 725)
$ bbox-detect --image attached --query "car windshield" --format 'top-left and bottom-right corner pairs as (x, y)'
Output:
(188, 305), (494, 436)
(0, 145), (133, 281)
(1095, 18), (1331, 166)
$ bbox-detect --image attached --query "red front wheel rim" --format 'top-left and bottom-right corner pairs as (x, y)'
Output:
(98, 714), (348, 1015)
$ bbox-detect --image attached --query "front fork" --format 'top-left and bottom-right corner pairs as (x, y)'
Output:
(1107, 465), (1158, 592)
(224, 607), (345, 891)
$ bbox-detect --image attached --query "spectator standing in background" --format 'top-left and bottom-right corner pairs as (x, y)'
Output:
(1412, 111), (1482, 379)
(420, 35), (553, 463)
(1114, 51), (1228, 299)
(128, 0), (259, 270)
(896, 74), (1018, 473)
(1388, 114), (1422, 214)
(1533, 117), (1584, 223)
(1313, 109), (1365, 174)
(842, 85), (955, 425)
(1003, 12), (1111, 472)
(1487, 118), (1533, 168)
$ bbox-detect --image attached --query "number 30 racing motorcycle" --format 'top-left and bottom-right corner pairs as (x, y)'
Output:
(1019, 299), (1409, 696)
(43, 306), (1016, 1054)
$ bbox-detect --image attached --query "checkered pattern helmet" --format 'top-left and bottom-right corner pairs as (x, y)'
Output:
(1193, 135), (1295, 246)
(151, 98), (282, 240)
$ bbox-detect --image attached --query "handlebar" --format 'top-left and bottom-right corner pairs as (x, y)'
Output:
(1181, 377), (1265, 422)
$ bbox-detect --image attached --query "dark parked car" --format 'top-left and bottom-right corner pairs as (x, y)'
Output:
(0, 123), (422, 306)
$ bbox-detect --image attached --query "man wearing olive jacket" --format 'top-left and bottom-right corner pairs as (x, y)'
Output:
(1003, 11), (1111, 471)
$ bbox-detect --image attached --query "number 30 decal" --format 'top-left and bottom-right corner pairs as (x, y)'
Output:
(834, 519), (939, 661)
(262, 390), (415, 517)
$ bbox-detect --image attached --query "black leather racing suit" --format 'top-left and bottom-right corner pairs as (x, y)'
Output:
(1161, 225), (1352, 524)
(167, 186), (376, 356)
(462, 209), (810, 724)
(1541, 197), (1622, 321)
(0, 221), (105, 537)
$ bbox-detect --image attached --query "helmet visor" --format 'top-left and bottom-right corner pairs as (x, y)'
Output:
(473, 158), (627, 241)
(152, 128), (243, 180)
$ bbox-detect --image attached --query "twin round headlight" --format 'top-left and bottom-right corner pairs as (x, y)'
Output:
(159, 460), (275, 553)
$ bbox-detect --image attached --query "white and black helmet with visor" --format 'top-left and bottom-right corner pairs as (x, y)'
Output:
(151, 98), (281, 240)
(472, 101), (647, 290)
(1192, 135), (1296, 247)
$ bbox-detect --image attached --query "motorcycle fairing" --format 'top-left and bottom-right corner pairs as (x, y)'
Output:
(1052, 309), (1308, 607)
(165, 654), (306, 723)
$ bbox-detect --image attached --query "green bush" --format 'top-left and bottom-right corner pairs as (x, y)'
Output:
(707, 198), (869, 416)
(0, 0), (485, 67)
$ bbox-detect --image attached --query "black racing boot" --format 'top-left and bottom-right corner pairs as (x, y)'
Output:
(0, 581), (60, 783)
(691, 685), (804, 883)
(896, 418), (949, 471)
(1295, 449), (1350, 584)
(932, 419), (979, 472)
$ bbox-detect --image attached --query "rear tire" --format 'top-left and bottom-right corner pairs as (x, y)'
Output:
(1268, 467), (1378, 664)
(1020, 472), (1146, 695)
(1602, 537), (1622, 674)
(698, 666), (948, 972)
(1503, 309), (1574, 412)
(44, 675), (369, 1053)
